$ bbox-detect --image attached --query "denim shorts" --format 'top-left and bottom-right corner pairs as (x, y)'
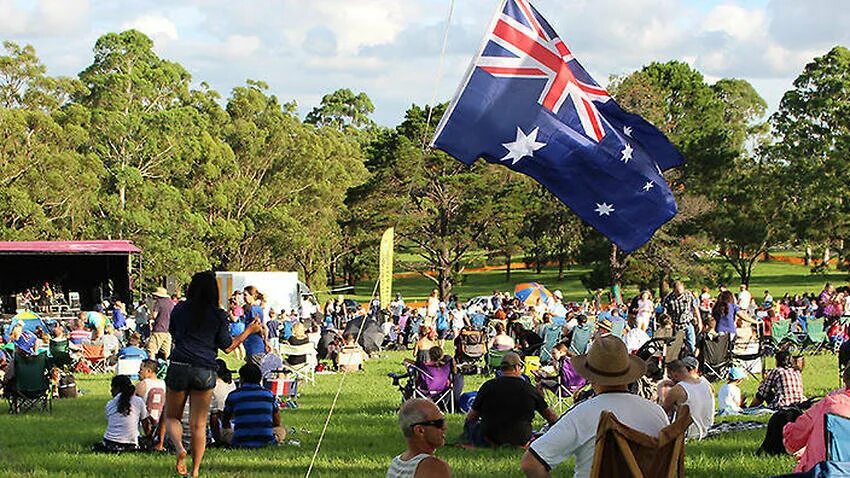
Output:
(165, 362), (217, 391)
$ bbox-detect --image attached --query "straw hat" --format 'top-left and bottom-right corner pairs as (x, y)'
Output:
(152, 287), (169, 298)
(571, 335), (646, 386)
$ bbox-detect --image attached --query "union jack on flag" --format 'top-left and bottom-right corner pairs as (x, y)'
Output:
(432, 0), (685, 252)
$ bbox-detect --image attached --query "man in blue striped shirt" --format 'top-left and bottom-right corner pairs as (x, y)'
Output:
(221, 363), (284, 448)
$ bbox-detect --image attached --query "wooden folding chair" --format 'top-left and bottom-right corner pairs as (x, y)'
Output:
(590, 406), (691, 478)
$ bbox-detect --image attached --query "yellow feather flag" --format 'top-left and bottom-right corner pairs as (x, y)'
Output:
(379, 227), (394, 308)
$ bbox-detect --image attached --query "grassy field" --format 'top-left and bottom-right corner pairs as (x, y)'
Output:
(349, 259), (847, 303)
(1, 259), (847, 477)
(0, 348), (842, 477)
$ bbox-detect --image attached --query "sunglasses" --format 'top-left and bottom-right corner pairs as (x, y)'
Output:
(410, 418), (445, 429)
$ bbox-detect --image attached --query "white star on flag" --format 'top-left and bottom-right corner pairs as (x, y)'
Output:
(620, 142), (633, 163)
(595, 202), (614, 216)
(642, 181), (654, 192)
(623, 126), (633, 137)
(500, 126), (546, 164)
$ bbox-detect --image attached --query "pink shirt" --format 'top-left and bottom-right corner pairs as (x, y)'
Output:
(784, 389), (850, 473)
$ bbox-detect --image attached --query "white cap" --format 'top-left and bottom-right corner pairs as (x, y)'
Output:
(554, 290), (563, 299)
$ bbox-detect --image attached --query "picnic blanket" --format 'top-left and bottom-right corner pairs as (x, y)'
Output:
(705, 420), (767, 439)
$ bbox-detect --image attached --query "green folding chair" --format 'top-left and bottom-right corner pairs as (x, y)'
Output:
(771, 319), (798, 349)
(485, 348), (514, 374)
(7, 352), (52, 414)
(804, 317), (827, 354)
(569, 324), (593, 355)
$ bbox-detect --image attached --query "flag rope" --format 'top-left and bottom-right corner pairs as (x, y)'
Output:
(305, 2), (456, 476)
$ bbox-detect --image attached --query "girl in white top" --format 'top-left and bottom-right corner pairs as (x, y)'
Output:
(636, 290), (655, 331)
(103, 375), (148, 447)
(717, 367), (746, 415)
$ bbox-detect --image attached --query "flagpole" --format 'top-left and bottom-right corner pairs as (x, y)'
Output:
(430, 0), (508, 144)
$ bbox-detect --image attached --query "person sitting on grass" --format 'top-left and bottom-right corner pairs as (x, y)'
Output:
(93, 375), (148, 453)
(750, 350), (806, 409)
(659, 357), (714, 439)
(717, 367), (747, 415)
(387, 398), (451, 478)
(624, 315), (650, 353)
(784, 365), (850, 474)
(465, 352), (558, 447)
(209, 359), (237, 445)
(221, 363), (285, 448)
(135, 360), (166, 446)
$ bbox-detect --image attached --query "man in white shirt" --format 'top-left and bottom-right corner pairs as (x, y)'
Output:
(521, 335), (669, 478)
(737, 284), (752, 310)
(661, 356), (715, 439)
(549, 290), (568, 318)
(387, 398), (451, 478)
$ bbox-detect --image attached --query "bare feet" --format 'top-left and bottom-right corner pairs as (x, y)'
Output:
(175, 449), (188, 476)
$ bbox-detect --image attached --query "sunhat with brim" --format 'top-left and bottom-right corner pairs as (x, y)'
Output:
(15, 330), (37, 356)
(597, 318), (614, 331)
(152, 287), (169, 298)
(571, 335), (646, 386)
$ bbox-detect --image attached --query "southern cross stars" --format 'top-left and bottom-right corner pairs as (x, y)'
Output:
(500, 126), (546, 164)
(595, 202), (614, 216)
(642, 181), (654, 192)
(623, 125), (632, 137)
(620, 142), (633, 164)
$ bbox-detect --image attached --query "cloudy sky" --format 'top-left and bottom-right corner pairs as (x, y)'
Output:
(0, 0), (846, 125)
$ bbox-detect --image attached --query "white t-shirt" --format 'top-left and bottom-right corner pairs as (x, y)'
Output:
(138, 377), (166, 421)
(451, 309), (467, 330)
(678, 377), (715, 439)
(101, 334), (121, 357)
(717, 383), (742, 413)
(530, 392), (669, 477)
(210, 378), (236, 413)
(737, 290), (752, 310)
(381, 321), (394, 337)
(104, 394), (148, 445)
(550, 301), (568, 318)
(624, 328), (650, 353)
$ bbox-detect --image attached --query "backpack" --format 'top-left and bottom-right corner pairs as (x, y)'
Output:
(757, 402), (814, 455)
(58, 371), (77, 398)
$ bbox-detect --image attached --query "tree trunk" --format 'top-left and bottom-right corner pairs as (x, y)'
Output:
(609, 244), (625, 306)
(823, 246), (831, 267)
(505, 252), (512, 282)
(558, 256), (565, 280)
(805, 246), (812, 266)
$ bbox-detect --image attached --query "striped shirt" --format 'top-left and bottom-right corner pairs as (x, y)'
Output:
(223, 383), (279, 448)
(69, 329), (91, 345)
(386, 453), (431, 478)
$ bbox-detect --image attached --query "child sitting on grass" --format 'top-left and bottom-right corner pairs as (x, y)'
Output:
(717, 367), (747, 415)
(93, 375), (148, 453)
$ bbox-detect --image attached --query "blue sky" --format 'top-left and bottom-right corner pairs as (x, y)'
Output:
(0, 0), (846, 126)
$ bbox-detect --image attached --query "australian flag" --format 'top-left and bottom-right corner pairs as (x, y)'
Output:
(431, 0), (684, 253)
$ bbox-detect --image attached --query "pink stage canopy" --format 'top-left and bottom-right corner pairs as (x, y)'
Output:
(0, 240), (141, 254)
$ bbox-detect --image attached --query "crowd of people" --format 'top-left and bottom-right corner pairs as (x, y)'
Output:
(3, 275), (850, 477)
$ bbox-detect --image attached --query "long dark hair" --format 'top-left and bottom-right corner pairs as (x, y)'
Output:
(712, 290), (734, 320)
(112, 375), (135, 416)
(187, 271), (220, 329)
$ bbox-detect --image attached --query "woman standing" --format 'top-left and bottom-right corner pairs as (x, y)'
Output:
(712, 290), (752, 339)
(242, 286), (271, 367)
(164, 272), (261, 477)
(636, 290), (655, 331)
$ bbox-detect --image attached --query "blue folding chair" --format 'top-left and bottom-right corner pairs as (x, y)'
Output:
(569, 324), (592, 355)
(826, 413), (850, 462)
(539, 323), (562, 364)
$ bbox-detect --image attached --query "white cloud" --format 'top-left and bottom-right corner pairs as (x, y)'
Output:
(702, 4), (766, 42)
(122, 14), (178, 49)
(38, 0), (90, 35)
(0, 0), (29, 35)
(308, 1), (420, 55)
(222, 34), (261, 59)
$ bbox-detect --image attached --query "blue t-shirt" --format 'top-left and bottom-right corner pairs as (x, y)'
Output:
(715, 303), (739, 335)
(267, 319), (280, 339)
(112, 309), (127, 329)
(224, 383), (278, 447)
(435, 311), (449, 331)
(242, 304), (265, 356)
(168, 301), (233, 369)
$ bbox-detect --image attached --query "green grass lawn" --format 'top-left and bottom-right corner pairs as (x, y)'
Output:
(0, 347), (842, 478)
(350, 259), (847, 304)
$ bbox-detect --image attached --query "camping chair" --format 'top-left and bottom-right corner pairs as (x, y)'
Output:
(570, 324), (593, 355)
(411, 361), (455, 413)
(264, 374), (299, 409)
(337, 345), (365, 372)
(772, 319), (798, 349)
(78, 342), (107, 374)
(278, 342), (318, 384)
(539, 357), (587, 413)
(48, 338), (73, 369)
(804, 317), (828, 354)
(698, 333), (731, 382)
(485, 348), (513, 374)
(539, 323), (563, 365)
(609, 320), (626, 338)
(665, 330), (686, 365)
(7, 351), (52, 414)
(731, 335), (765, 378)
(826, 413), (850, 462)
(589, 405), (691, 478)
